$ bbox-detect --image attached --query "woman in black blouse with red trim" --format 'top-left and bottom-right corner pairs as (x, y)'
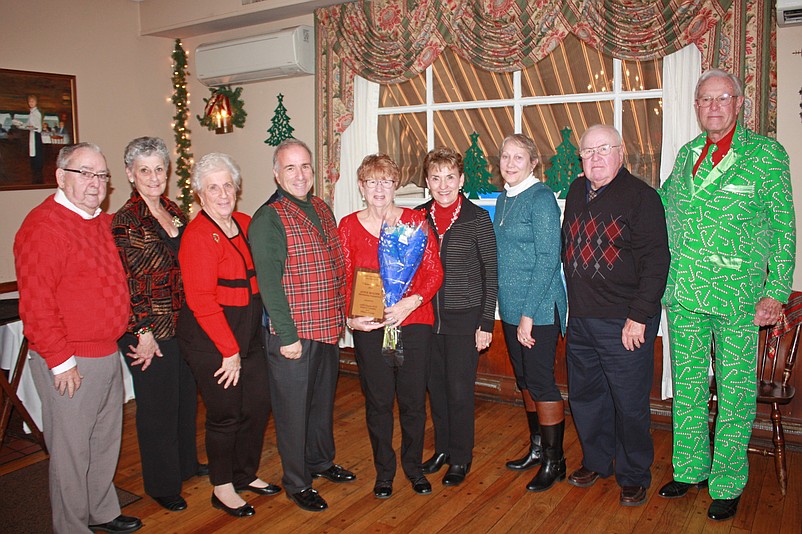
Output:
(112, 137), (204, 512)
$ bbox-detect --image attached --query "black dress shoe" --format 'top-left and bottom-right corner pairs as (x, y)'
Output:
(312, 464), (356, 483)
(411, 477), (432, 495)
(195, 463), (209, 477)
(211, 493), (255, 517)
(235, 483), (282, 496)
(153, 494), (187, 512)
(568, 466), (600, 488)
(442, 463), (471, 486)
(287, 488), (328, 511)
(89, 515), (143, 533)
(421, 452), (449, 474)
(658, 479), (708, 498)
(620, 486), (647, 506)
(708, 496), (740, 521)
(373, 480), (393, 499)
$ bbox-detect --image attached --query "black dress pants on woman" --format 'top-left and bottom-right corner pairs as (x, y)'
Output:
(353, 324), (430, 482)
(428, 332), (480, 465)
(181, 314), (270, 488)
(119, 335), (199, 498)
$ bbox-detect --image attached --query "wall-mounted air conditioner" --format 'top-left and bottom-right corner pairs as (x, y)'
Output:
(777, 0), (802, 26)
(195, 25), (314, 86)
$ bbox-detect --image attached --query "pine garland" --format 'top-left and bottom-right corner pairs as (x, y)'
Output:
(196, 86), (247, 131)
(171, 39), (194, 214)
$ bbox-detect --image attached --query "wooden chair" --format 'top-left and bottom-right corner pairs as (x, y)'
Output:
(0, 281), (48, 454)
(709, 299), (801, 496)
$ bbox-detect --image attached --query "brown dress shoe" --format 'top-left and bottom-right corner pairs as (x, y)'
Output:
(568, 466), (600, 488)
(620, 486), (647, 506)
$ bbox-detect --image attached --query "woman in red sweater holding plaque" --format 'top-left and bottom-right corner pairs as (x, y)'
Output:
(338, 154), (442, 499)
(177, 153), (279, 518)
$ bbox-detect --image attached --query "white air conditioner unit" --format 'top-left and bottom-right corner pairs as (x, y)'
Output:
(777, 0), (802, 26)
(195, 25), (314, 86)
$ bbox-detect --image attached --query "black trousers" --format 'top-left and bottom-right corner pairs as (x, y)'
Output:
(566, 316), (657, 487)
(501, 319), (562, 401)
(267, 335), (338, 494)
(353, 324), (430, 482)
(427, 332), (480, 464)
(119, 335), (199, 498)
(182, 328), (270, 488)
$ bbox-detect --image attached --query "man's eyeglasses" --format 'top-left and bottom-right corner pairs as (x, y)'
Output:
(62, 168), (111, 183)
(361, 179), (397, 189)
(579, 144), (621, 160)
(696, 94), (736, 108)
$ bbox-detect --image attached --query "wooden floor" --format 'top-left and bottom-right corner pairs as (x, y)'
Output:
(4, 372), (801, 533)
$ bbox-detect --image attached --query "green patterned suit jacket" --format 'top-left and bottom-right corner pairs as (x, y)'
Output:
(660, 125), (795, 316)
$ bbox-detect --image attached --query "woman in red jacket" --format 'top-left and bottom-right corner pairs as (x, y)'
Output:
(338, 154), (443, 499)
(177, 153), (279, 518)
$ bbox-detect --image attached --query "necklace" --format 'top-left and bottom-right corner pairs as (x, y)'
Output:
(430, 198), (462, 244)
(498, 194), (519, 226)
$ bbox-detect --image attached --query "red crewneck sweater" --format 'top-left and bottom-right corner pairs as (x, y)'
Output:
(14, 196), (129, 369)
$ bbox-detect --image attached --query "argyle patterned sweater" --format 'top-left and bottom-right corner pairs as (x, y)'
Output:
(561, 167), (670, 323)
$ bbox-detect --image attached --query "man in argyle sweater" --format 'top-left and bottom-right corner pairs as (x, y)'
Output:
(658, 69), (795, 522)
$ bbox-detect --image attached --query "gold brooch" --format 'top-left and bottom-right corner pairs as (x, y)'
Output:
(172, 215), (184, 229)
(212, 233), (220, 243)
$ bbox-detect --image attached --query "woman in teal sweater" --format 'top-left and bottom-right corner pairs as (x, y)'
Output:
(494, 133), (567, 493)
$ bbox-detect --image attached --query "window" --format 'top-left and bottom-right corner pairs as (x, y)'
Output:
(378, 34), (663, 202)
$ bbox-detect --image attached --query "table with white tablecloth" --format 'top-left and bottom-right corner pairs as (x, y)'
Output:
(0, 320), (135, 434)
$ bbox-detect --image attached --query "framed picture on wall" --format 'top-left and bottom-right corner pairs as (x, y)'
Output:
(0, 68), (78, 191)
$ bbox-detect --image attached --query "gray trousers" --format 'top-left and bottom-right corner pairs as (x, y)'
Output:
(29, 352), (123, 534)
(266, 334), (338, 494)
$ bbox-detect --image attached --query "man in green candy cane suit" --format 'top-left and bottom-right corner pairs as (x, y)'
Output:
(658, 68), (795, 522)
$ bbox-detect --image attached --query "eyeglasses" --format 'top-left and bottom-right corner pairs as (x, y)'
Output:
(62, 168), (111, 182)
(579, 144), (621, 159)
(361, 179), (397, 189)
(696, 94), (736, 108)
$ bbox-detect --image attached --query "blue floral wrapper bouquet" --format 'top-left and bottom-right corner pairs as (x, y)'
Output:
(378, 219), (428, 366)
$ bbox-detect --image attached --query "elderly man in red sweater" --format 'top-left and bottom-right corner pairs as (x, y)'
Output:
(14, 143), (142, 534)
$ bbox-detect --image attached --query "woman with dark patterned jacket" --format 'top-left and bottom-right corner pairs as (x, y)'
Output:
(112, 137), (204, 513)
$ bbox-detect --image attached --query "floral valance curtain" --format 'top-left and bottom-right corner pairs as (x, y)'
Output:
(315, 0), (776, 204)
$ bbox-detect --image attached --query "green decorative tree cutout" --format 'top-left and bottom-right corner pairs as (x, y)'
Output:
(544, 127), (582, 199)
(462, 132), (495, 199)
(264, 93), (295, 146)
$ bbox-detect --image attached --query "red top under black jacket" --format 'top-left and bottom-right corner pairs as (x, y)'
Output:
(178, 210), (258, 357)
(14, 196), (129, 368)
(338, 208), (443, 327)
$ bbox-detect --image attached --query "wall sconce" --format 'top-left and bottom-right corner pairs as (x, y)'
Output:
(204, 90), (233, 134)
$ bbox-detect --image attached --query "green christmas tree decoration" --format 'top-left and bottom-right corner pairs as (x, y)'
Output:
(196, 86), (247, 131)
(171, 39), (194, 215)
(462, 132), (495, 199)
(264, 93), (295, 146)
(544, 127), (582, 199)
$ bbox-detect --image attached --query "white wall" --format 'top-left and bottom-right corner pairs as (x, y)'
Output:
(777, 25), (802, 290)
(0, 1), (315, 281)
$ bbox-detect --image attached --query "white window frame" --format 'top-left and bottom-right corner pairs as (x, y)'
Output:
(378, 59), (662, 207)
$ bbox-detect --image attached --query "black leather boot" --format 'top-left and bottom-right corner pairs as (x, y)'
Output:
(505, 411), (541, 470)
(526, 420), (566, 492)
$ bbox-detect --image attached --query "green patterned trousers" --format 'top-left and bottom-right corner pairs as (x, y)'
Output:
(666, 305), (757, 499)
